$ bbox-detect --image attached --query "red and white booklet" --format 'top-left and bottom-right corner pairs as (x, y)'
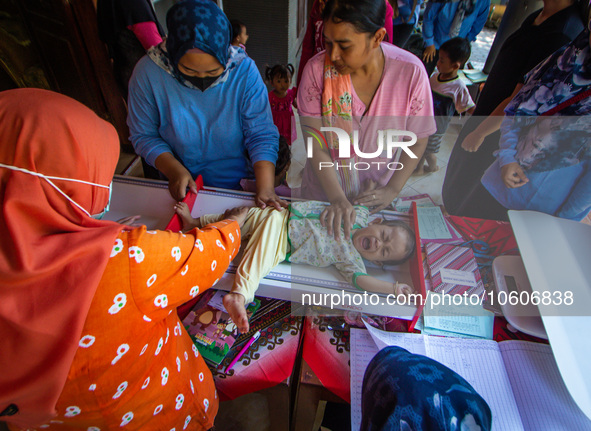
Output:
(425, 242), (485, 297)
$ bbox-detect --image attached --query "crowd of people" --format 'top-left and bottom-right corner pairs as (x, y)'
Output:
(1, 0), (590, 428)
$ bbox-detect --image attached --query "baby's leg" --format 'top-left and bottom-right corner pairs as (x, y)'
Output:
(232, 208), (290, 303)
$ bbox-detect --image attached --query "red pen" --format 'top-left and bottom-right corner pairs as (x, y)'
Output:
(225, 330), (261, 373)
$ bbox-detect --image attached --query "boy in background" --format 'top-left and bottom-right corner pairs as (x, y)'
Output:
(416, 37), (476, 175)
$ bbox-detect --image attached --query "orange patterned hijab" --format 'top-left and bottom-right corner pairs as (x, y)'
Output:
(321, 55), (360, 197)
(0, 89), (123, 427)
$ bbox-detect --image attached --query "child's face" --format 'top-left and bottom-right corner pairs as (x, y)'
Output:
(271, 75), (291, 94)
(237, 25), (249, 45)
(352, 224), (409, 263)
(436, 50), (459, 75)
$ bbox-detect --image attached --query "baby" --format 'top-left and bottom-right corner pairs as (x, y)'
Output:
(175, 201), (416, 332)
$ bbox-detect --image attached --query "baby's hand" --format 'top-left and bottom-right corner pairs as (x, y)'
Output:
(394, 282), (414, 297)
(223, 292), (249, 334)
(223, 206), (249, 228)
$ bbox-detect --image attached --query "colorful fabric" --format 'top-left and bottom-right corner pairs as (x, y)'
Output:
(287, 201), (370, 286)
(148, 0), (247, 91)
(320, 54), (360, 197)
(165, 0), (231, 72)
(0, 89), (124, 428)
(482, 29), (591, 221)
(8, 222), (241, 431)
(425, 243), (485, 297)
(298, 43), (436, 199)
(361, 346), (492, 431)
(269, 88), (298, 144)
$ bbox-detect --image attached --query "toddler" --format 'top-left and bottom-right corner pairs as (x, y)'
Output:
(230, 19), (249, 51)
(266, 64), (297, 144)
(416, 37), (475, 175)
(174, 201), (416, 333)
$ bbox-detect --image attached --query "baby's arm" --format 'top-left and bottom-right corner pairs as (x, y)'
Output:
(355, 275), (413, 297)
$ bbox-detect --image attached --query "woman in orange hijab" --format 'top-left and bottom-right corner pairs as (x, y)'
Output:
(0, 89), (243, 430)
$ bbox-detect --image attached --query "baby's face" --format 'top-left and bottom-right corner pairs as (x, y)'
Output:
(352, 224), (409, 263)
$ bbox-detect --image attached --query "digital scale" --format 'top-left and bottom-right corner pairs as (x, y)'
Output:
(492, 255), (547, 339)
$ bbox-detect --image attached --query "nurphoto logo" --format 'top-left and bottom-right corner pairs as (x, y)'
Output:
(304, 126), (419, 171)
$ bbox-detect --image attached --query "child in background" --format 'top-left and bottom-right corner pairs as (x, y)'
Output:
(174, 200), (416, 333)
(241, 135), (291, 196)
(230, 19), (249, 51)
(416, 37), (475, 175)
(266, 64), (298, 144)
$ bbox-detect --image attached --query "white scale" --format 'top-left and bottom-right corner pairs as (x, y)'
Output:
(500, 210), (591, 421)
(492, 255), (547, 339)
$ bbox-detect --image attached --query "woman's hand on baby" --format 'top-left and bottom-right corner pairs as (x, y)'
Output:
(223, 206), (249, 228)
(223, 292), (249, 334)
(354, 185), (398, 214)
(255, 188), (288, 211)
(501, 162), (529, 188)
(320, 198), (357, 241)
(461, 131), (485, 152)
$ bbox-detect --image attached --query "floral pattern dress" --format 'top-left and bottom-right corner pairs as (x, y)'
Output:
(482, 29), (591, 221)
(9, 221), (240, 431)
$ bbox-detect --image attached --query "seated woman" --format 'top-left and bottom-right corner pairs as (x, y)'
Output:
(297, 0), (435, 239)
(463, 27), (591, 221)
(361, 346), (492, 431)
(0, 89), (241, 430)
(127, 0), (285, 210)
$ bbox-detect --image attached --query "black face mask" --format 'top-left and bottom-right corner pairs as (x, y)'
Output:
(180, 73), (218, 91)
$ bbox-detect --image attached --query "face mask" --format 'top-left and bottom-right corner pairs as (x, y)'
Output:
(180, 72), (219, 91)
(0, 163), (112, 219)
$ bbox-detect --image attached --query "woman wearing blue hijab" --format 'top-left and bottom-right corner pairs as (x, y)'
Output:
(362, 346), (492, 431)
(128, 0), (286, 209)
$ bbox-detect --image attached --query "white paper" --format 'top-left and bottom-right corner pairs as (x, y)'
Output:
(440, 267), (477, 287)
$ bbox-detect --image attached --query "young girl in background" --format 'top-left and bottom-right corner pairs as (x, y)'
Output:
(230, 19), (249, 51)
(266, 64), (297, 144)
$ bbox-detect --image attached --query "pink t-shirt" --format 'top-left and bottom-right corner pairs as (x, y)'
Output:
(297, 43), (436, 198)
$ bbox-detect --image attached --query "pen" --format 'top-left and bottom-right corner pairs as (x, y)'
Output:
(225, 330), (261, 373)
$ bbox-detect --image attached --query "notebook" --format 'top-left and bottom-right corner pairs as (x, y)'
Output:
(350, 327), (591, 431)
(426, 242), (485, 297)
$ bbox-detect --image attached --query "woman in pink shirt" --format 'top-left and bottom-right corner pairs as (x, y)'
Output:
(297, 0), (436, 239)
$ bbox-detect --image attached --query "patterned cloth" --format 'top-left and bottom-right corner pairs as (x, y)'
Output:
(147, 0), (247, 90)
(319, 55), (360, 197)
(269, 88), (298, 144)
(361, 346), (492, 431)
(482, 29), (591, 221)
(288, 201), (370, 287)
(8, 223), (241, 431)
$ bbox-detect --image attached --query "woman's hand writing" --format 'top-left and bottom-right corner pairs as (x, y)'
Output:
(501, 162), (529, 188)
